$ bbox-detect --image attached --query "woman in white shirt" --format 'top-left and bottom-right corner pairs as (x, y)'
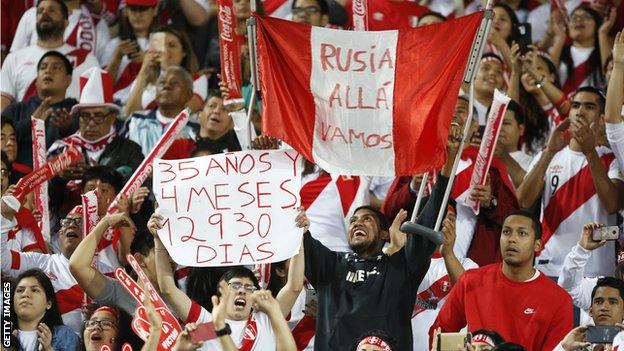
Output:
(550, 5), (607, 94)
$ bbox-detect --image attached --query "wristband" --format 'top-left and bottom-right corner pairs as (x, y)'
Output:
(2, 195), (21, 213)
(215, 323), (231, 337)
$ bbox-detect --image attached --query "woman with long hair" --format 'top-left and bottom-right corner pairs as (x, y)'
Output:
(102, 0), (160, 102)
(483, 3), (520, 78)
(122, 25), (205, 117)
(550, 5), (607, 94)
(519, 50), (567, 153)
(9, 269), (79, 350)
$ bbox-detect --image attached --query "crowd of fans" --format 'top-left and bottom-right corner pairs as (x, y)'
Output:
(1, 0), (624, 350)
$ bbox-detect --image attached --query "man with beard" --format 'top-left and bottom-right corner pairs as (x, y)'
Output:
(10, 0), (110, 61)
(430, 211), (573, 351)
(0, 0), (99, 112)
(302, 147), (450, 349)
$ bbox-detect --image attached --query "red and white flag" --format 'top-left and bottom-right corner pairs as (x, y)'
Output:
(257, 13), (483, 176)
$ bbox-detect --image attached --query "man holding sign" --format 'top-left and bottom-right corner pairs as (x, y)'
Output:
(146, 208), (309, 350)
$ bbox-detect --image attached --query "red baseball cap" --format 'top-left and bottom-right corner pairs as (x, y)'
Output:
(125, 0), (158, 7)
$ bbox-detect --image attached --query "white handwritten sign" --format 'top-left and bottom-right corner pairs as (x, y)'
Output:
(153, 150), (303, 266)
(310, 29), (398, 175)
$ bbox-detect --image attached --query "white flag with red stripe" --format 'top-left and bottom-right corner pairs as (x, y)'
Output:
(257, 13), (483, 176)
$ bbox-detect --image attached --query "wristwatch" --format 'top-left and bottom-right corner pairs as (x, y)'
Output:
(215, 323), (232, 337)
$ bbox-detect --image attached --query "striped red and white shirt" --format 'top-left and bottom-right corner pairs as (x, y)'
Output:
(10, 5), (110, 61)
(531, 146), (622, 277)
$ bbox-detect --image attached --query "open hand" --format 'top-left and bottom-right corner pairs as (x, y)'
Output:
(579, 222), (607, 251)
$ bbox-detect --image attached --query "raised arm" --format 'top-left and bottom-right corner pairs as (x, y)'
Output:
(517, 120), (569, 208)
(606, 32), (624, 125)
(548, 13), (568, 67)
(558, 223), (605, 311)
(598, 8), (617, 68)
(147, 213), (194, 322)
(69, 213), (135, 299)
(303, 229), (339, 288)
(115, 195), (136, 266)
(252, 290), (297, 351)
(122, 52), (158, 119)
(572, 117), (624, 214)
(440, 213), (464, 285)
(276, 210), (307, 317)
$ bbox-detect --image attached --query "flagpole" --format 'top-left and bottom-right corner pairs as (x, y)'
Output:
(400, 3), (494, 245)
(245, 1), (260, 147)
(409, 172), (429, 222)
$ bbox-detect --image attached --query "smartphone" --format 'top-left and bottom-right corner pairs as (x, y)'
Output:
(586, 326), (620, 344)
(513, 23), (532, 55)
(438, 332), (472, 351)
(148, 32), (166, 53)
(592, 226), (620, 241)
(121, 32), (139, 59)
(189, 322), (217, 343)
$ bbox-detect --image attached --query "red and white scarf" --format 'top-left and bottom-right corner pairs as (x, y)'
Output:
(59, 127), (116, 153)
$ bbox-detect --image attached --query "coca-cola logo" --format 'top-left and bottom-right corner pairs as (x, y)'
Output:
(219, 5), (234, 42)
(352, 0), (367, 16)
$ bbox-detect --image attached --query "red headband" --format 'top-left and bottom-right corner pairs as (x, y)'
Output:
(94, 306), (120, 321)
(68, 205), (83, 216)
(357, 336), (392, 351)
(481, 55), (503, 65)
(472, 334), (495, 347)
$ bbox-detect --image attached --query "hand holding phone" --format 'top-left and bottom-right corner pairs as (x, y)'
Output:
(592, 226), (620, 241)
(513, 23), (532, 55)
(586, 326), (620, 344)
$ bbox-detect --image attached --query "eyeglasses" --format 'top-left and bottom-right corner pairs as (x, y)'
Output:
(228, 282), (258, 293)
(292, 6), (321, 16)
(570, 13), (593, 22)
(78, 112), (113, 124)
(60, 217), (82, 228)
(85, 319), (117, 330)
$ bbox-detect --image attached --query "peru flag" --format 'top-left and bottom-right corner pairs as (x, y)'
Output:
(257, 13), (483, 176)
